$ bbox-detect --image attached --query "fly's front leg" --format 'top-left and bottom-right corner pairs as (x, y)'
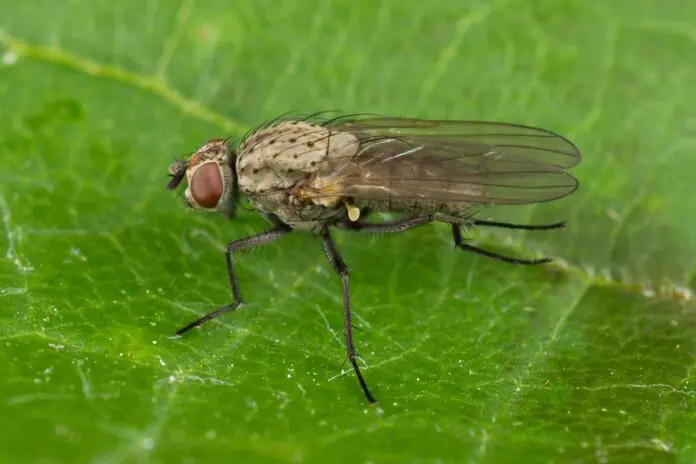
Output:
(320, 228), (377, 404)
(174, 216), (291, 336)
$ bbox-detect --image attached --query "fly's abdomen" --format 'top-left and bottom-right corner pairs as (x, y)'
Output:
(358, 197), (474, 217)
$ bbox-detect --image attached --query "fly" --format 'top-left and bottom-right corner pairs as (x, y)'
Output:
(165, 112), (582, 404)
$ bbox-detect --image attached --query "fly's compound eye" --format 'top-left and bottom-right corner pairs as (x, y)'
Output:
(187, 161), (224, 209)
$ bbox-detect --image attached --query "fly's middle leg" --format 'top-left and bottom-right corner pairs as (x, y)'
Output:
(320, 228), (377, 404)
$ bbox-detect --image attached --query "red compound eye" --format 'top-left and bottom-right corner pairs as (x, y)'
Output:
(190, 162), (223, 208)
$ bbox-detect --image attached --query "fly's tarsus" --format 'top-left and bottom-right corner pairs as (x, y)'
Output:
(471, 219), (567, 231)
(174, 302), (240, 337)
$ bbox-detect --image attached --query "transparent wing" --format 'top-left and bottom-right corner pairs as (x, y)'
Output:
(304, 116), (581, 205)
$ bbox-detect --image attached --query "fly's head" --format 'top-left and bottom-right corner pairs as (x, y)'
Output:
(167, 138), (239, 219)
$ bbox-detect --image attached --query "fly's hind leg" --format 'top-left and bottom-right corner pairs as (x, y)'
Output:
(437, 214), (553, 265)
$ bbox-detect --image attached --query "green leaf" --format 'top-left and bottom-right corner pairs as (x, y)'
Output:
(1, 1), (694, 462)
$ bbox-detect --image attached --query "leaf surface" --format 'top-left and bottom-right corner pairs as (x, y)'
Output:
(1, 1), (695, 462)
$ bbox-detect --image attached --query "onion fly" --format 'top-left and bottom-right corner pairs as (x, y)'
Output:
(166, 112), (581, 404)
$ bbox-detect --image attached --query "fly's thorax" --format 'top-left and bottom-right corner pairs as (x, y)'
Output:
(235, 120), (359, 196)
(247, 191), (346, 232)
(172, 138), (238, 219)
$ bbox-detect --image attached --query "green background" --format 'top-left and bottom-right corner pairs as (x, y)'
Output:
(1, 0), (695, 462)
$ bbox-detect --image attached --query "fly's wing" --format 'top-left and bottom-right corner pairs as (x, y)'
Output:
(305, 117), (581, 205)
